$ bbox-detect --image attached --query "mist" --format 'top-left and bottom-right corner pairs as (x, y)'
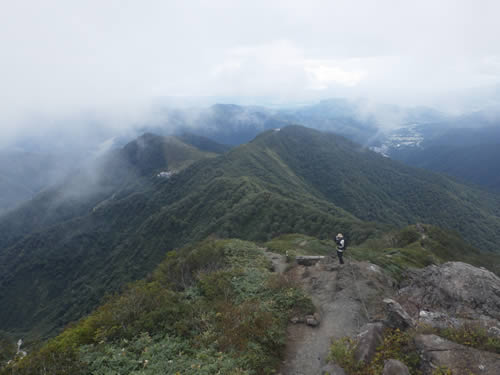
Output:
(2, 0), (500, 213)
(1, 0), (500, 147)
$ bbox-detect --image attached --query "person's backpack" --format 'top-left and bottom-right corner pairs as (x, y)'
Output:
(337, 237), (347, 251)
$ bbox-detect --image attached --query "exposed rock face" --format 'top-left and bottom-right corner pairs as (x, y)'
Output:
(354, 322), (385, 364)
(398, 262), (500, 320)
(280, 258), (500, 375)
(383, 298), (415, 329)
(415, 334), (500, 375)
(382, 359), (410, 375)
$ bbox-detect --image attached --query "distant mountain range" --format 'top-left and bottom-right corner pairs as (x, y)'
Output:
(1, 126), (500, 341)
(2, 99), (500, 228)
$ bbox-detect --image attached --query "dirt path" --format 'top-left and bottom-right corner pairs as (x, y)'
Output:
(266, 252), (394, 375)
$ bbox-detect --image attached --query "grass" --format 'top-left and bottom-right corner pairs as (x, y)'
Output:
(2, 239), (314, 375)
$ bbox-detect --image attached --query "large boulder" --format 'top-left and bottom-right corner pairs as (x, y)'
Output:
(382, 359), (410, 375)
(415, 334), (500, 375)
(383, 298), (415, 329)
(354, 322), (385, 364)
(398, 262), (500, 320)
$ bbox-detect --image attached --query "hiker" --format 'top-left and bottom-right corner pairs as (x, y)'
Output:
(335, 233), (346, 264)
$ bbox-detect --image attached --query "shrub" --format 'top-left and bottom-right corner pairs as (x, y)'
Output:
(328, 328), (421, 375)
(436, 323), (500, 354)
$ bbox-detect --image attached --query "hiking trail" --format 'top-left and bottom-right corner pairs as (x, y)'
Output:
(265, 251), (394, 375)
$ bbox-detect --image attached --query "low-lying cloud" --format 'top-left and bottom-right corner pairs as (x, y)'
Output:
(1, 0), (500, 147)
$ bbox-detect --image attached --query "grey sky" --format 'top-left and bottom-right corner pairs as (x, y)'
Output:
(1, 0), (500, 141)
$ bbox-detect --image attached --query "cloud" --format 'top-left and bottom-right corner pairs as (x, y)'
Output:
(1, 0), (500, 144)
(209, 41), (366, 98)
(304, 59), (366, 88)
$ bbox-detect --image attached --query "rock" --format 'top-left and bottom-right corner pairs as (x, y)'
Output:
(398, 262), (500, 321)
(290, 316), (305, 324)
(306, 313), (321, 327)
(354, 322), (385, 364)
(279, 260), (395, 375)
(383, 359), (410, 375)
(415, 334), (500, 375)
(383, 298), (415, 329)
(418, 310), (454, 329)
(296, 256), (325, 266)
(320, 363), (346, 375)
(418, 310), (500, 338)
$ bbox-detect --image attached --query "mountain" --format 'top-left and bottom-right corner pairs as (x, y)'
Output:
(276, 99), (379, 145)
(278, 99), (446, 146)
(399, 144), (500, 191)
(1, 126), (500, 342)
(141, 104), (288, 146)
(370, 109), (500, 157)
(386, 125), (500, 191)
(370, 108), (500, 191)
(3, 228), (499, 375)
(142, 100), (446, 148)
(0, 151), (81, 215)
(0, 134), (219, 248)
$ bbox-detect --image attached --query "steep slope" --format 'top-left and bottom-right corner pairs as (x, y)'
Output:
(0, 134), (217, 249)
(0, 130), (375, 339)
(4, 232), (498, 375)
(2, 126), (500, 341)
(1, 239), (315, 375)
(398, 144), (500, 191)
(252, 126), (500, 251)
(386, 124), (500, 191)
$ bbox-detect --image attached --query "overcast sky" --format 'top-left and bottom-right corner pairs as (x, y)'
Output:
(1, 0), (500, 142)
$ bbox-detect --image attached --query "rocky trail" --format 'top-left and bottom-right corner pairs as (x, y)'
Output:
(265, 252), (395, 375)
(265, 251), (500, 375)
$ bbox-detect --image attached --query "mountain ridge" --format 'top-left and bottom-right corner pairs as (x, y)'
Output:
(1, 125), (500, 341)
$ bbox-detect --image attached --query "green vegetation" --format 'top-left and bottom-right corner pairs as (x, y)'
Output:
(417, 323), (500, 354)
(1, 125), (500, 341)
(349, 224), (500, 280)
(0, 333), (16, 365)
(265, 233), (334, 258)
(328, 328), (421, 375)
(1, 239), (313, 374)
(328, 323), (500, 375)
(402, 143), (500, 192)
(264, 225), (500, 281)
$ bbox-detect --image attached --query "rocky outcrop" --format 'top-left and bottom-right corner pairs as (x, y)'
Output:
(296, 256), (325, 266)
(398, 262), (500, 320)
(415, 334), (500, 375)
(354, 322), (385, 363)
(382, 359), (410, 375)
(280, 258), (500, 375)
(383, 298), (415, 329)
